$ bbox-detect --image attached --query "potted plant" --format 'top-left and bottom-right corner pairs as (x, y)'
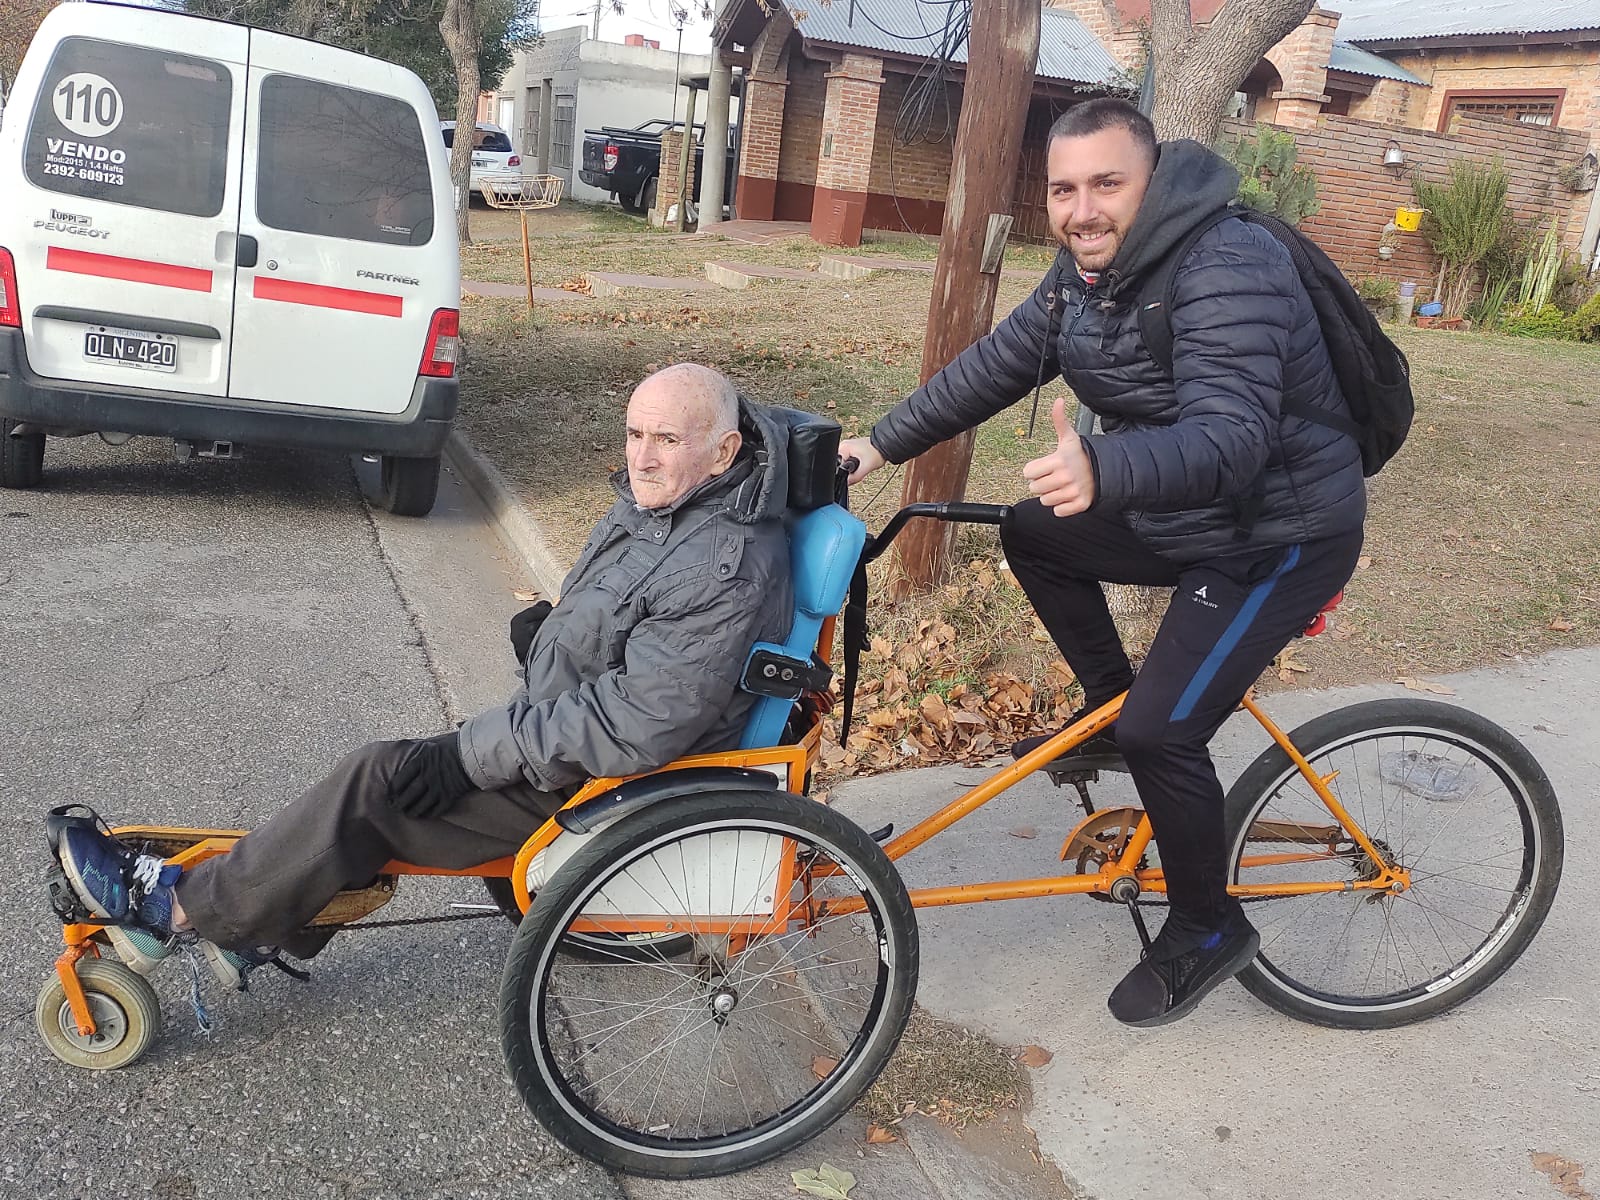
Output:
(1356, 275), (1399, 320)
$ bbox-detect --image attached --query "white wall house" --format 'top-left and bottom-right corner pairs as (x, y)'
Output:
(497, 27), (739, 204)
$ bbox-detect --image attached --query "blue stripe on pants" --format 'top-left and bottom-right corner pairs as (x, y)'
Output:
(1169, 544), (1303, 722)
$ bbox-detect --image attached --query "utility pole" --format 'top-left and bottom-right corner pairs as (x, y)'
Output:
(892, 0), (1041, 595)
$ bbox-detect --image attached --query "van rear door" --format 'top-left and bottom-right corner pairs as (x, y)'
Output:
(11, 10), (247, 398)
(227, 33), (453, 415)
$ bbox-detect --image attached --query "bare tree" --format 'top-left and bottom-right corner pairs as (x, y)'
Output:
(1148, 0), (1316, 142)
(439, 0), (482, 244)
(0, 0), (56, 94)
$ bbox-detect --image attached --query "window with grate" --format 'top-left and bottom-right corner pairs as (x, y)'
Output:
(552, 95), (576, 172)
(1448, 94), (1560, 127)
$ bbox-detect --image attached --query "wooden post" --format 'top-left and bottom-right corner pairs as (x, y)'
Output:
(520, 211), (534, 310)
(892, 0), (1041, 596)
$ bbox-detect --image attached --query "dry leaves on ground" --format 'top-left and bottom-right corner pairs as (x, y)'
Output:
(1395, 676), (1456, 696)
(865, 1123), (899, 1145)
(1015, 1045), (1054, 1069)
(1530, 1153), (1593, 1200)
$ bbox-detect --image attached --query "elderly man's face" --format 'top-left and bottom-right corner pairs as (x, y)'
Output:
(624, 378), (740, 509)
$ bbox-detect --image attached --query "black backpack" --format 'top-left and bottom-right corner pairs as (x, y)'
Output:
(1136, 207), (1413, 476)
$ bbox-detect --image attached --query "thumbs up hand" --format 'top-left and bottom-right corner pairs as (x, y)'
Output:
(1022, 397), (1096, 517)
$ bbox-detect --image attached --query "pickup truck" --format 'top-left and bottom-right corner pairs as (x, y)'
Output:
(579, 120), (736, 217)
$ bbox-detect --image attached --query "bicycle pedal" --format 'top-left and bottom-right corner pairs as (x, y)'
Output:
(867, 823), (894, 843)
(1045, 754), (1129, 785)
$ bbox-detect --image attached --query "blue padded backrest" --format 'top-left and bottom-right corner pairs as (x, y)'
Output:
(739, 503), (867, 750)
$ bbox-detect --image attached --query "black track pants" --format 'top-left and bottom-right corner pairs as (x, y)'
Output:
(1000, 499), (1363, 920)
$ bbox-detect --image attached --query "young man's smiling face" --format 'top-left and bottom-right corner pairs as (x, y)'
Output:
(1046, 124), (1156, 273)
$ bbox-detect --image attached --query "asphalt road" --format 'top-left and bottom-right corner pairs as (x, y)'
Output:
(0, 435), (626, 1200)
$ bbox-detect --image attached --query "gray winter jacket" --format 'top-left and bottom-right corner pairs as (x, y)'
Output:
(870, 140), (1366, 563)
(458, 397), (794, 793)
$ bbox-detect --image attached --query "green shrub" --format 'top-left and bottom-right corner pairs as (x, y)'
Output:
(1414, 159), (1511, 319)
(1356, 275), (1399, 306)
(1499, 304), (1575, 340)
(1219, 125), (1320, 226)
(1564, 292), (1600, 340)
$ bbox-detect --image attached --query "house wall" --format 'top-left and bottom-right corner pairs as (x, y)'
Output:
(1345, 77), (1423, 126)
(1385, 44), (1600, 140)
(1222, 113), (1592, 292)
(499, 28), (719, 203)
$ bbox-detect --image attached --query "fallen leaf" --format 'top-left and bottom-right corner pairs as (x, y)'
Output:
(865, 1123), (898, 1144)
(792, 1164), (857, 1199)
(512, 590), (542, 602)
(825, 400), (838, 410)
(811, 1056), (839, 1080)
(1016, 1044), (1054, 1068)
(1549, 618), (1575, 632)
(1356, 555), (1372, 570)
(1395, 676), (1456, 696)
(1007, 826), (1037, 840)
(1529, 1152), (1592, 1200)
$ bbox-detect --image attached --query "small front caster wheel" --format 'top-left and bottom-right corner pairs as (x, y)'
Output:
(36, 959), (162, 1070)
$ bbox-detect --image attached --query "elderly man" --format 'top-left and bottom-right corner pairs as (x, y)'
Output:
(56, 363), (795, 985)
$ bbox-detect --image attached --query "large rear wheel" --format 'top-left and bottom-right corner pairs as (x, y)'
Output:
(379, 454), (440, 517)
(500, 789), (918, 1178)
(1225, 699), (1562, 1029)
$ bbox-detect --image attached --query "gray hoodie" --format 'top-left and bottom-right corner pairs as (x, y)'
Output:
(459, 396), (795, 792)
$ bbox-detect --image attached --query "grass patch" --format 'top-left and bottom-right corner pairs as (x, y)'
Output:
(857, 1006), (1026, 1130)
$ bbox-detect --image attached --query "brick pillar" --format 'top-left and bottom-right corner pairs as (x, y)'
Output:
(653, 129), (699, 227)
(735, 13), (794, 221)
(1265, 7), (1338, 128)
(811, 53), (884, 246)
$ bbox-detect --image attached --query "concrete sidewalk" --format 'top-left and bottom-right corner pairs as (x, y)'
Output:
(829, 652), (1600, 1200)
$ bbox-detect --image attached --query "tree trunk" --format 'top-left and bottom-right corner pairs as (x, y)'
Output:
(440, 0), (482, 245)
(891, 0), (1041, 596)
(1147, 0), (1315, 143)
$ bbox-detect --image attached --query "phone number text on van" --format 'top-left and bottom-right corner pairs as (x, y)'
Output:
(42, 137), (127, 186)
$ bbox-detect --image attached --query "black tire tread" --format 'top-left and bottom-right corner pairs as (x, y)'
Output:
(499, 789), (918, 1178)
(2, 420), (45, 489)
(380, 454), (440, 517)
(1224, 698), (1562, 1029)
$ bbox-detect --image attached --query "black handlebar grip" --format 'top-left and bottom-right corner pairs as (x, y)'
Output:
(939, 502), (1010, 524)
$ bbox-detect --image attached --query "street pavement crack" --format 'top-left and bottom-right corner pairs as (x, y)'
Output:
(353, 474), (460, 727)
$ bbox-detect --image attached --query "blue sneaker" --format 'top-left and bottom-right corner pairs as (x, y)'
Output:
(57, 824), (136, 921)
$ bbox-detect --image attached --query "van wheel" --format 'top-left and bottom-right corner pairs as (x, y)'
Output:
(1, 421), (45, 489)
(618, 192), (640, 215)
(641, 177), (658, 219)
(380, 454), (440, 517)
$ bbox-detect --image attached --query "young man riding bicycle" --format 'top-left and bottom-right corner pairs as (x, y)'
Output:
(840, 98), (1365, 1027)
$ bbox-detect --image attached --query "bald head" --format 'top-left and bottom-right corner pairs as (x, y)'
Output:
(624, 363), (744, 509)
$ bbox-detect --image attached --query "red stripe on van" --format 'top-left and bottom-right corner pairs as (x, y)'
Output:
(253, 277), (403, 318)
(46, 247), (213, 292)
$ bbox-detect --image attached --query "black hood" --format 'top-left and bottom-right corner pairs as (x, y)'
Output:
(1098, 139), (1241, 297)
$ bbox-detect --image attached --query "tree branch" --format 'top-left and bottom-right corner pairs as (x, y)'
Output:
(1148, 0), (1195, 61)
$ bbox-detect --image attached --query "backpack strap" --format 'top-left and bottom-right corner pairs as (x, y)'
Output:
(1136, 207), (1240, 378)
(837, 551), (870, 745)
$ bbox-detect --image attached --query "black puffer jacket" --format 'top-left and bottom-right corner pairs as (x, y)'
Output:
(870, 140), (1365, 563)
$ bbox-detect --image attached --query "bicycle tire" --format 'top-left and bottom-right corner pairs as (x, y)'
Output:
(499, 789), (919, 1178)
(1224, 698), (1562, 1029)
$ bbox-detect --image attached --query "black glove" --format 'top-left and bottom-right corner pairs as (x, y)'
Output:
(509, 600), (553, 664)
(389, 732), (475, 819)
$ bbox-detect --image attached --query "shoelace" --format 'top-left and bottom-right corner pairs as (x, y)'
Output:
(129, 853), (167, 900)
(176, 939), (213, 1036)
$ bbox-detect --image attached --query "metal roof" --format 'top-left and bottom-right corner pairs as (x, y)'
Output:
(779, 0), (1124, 87)
(1327, 40), (1427, 84)
(1332, 0), (1600, 42)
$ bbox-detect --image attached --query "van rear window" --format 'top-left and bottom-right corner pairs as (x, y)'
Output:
(23, 38), (232, 218)
(257, 75), (434, 247)
(442, 126), (513, 153)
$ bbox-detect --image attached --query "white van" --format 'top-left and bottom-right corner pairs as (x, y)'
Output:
(0, 3), (461, 516)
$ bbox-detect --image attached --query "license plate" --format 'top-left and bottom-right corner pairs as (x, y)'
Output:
(84, 327), (177, 373)
(472, 156), (491, 168)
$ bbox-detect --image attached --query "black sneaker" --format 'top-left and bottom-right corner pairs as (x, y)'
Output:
(1107, 907), (1260, 1027)
(1010, 706), (1119, 762)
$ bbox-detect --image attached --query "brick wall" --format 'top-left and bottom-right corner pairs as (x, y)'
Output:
(864, 73), (960, 204)
(1347, 78), (1420, 127)
(1222, 113), (1591, 290)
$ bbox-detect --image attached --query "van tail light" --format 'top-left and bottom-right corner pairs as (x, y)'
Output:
(507, 154), (520, 168)
(0, 249), (20, 329)
(419, 308), (461, 378)
(604, 143), (619, 172)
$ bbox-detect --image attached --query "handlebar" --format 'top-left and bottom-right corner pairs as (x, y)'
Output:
(863, 502), (1011, 564)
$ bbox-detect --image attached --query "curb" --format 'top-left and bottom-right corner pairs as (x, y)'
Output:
(443, 430), (568, 598)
